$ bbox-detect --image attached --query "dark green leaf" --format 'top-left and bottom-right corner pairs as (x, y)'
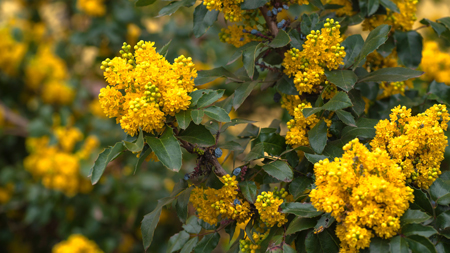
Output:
(244, 143), (264, 161)
(239, 181), (258, 203)
(228, 42), (261, 65)
(421, 18), (448, 36)
(222, 119), (256, 132)
(336, 110), (356, 126)
(178, 124), (216, 147)
(146, 128), (182, 172)
(158, 40), (172, 56)
(135, 0), (157, 7)
(353, 24), (391, 68)
(380, 0), (399, 12)
(135, 145), (152, 174)
(233, 81), (257, 110)
(197, 89), (225, 108)
(190, 89), (210, 107)
(357, 67), (423, 83)
(309, 0), (325, 10)
(269, 30), (290, 48)
(302, 107), (324, 118)
(308, 120), (328, 154)
(405, 235), (437, 253)
(158, 0), (196, 17)
(167, 231), (190, 253)
(428, 81), (450, 105)
(400, 209), (431, 226)
(367, 0), (380, 16)
(436, 211), (450, 231)
(90, 142), (126, 184)
(341, 118), (378, 141)
(194, 233), (220, 253)
(305, 229), (339, 253)
(241, 0), (268, 9)
(263, 51), (284, 65)
(410, 188), (434, 215)
(180, 237), (199, 253)
(282, 202), (323, 217)
(141, 207), (162, 250)
(123, 129), (144, 152)
(402, 224), (437, 237)
(370, 237), (390, 253)
(325, 70), (358, 92)
(252, 130), (286, 156)
(176, 188), (193, 223)
(286, 217), (316, 235)
(430, 178), (450, 205)
(438, 17), (450, 30)
(377, 36), (396, 57)
(289, 30), (304, 50)
(301, 13), (319, 36)
(304, 153), (328, 164)
(204, 106), (231, 122)
(193, 4), (219, 38)
(390, 236), (409, 253)
(243, 43), (262, 79)
(282, 244), (297, 253)
(395, 31), (423, 68)
(195, 67), (240, 86)
(342, 34), (364, 68)
(322, 92), (353, 111)
(289, 176), (313, 200)
(262, 161), (293, 182)
(239, 123), (260, 138)
(191, 109), (204, 125)
(277, 75), (298, 95)
(176, 110), (192, 129)
(348, 89), (366, 116)
(183, 216), (202, 234)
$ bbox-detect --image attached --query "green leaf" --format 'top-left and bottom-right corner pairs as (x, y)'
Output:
(302, 107), (324, 118)
(269, 30), (290, 48)
(141, 197), (176, 250)
(322, 92), (353, 111)
(286, 217), (316, 235)
(438, 17), (450, 30)
(308, 119), (328, 154)
(301, 13), (319, 36)
(193, 233), (220, 253)
(405, 235), (437, 253)
(193, 4), (219, 38)
(309, 0), (325, 10)
(195, 67), (240, 86)
(135, 145), (152, 174)
(402, 224), (437, 237)
(222, 119), (256, 132)
(135, 0), (157, 7)
(191, 109), (204, 125)
(241, 0), (268, 9)
(367, 0), (380, 16)
(176, 188), (193, 223)
(178, 124), (216, 147)
(342, 34), (364, 68)
(289, 30), (304, 50)
(158, 0), (196, 17)
(90, 142), (126, 184)
(390, 236), (409, 253)
(233, 81), (257, 110)
(400, 209), (431, 226)
(353, 24), (391, 68)
(395, 31), (423, 68)
(282, 244), (297, 253)
(183, 216), (202, 234)
(380, 0), (399, 12)
(196, 89), (225, 108)
(289, 176), (313, 200)
(123, 129), (144, 152)
(305, 229), (339, 253)
(370, 237), (390, 253)
(204, 106), (231, 122)
(436, 211), (450, 231)
(428, 81), (450, 105)
(243, 143), (264, 161)
(410, 188), (434, 215)
(180, 237), (199, 253)
(243, 43), (262, 79)
(421, 18), (448, 36)
(341, 118), (378, 141)
(158, 40), (172, 57)
(277, 75), (298, 95)
(336, 110), (356, 127)
(348, 89), (366, 116)
(167, 231), (190, 253)
(357, 67), (423, 83)
(282, 202), (323, 217)
(252, 130), (286, 156)
(324, 70), (358, 92)
(262, 161), (293, 182)
(145, 128), (182, 172)
(378, 36), (396, 57)
(176, 110), (192, 129)
(430, 178), (450, 205)
(239, 181), (258, 203)
(304, 153), (328, 164)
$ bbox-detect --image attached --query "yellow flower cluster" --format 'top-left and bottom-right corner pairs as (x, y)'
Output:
(371, 105), (449, 189)
(0, 26), (27, 76)
(280, 94), (303, 116)
(77, 0), (106, 17)
(310, 139), (414, 252)
(0, 183), (14, 204)
(254, 189), (291, 227)
(362, 0), (418, 31)
(52, 234), (103, 253)
(99, 41), (197, 136)
(219, 25), (262, 48)
(239, 231), (268, 253)
(25, 44), (74, 105)
(286, 102), (332, 148)
(24, 126), (99, 196)
(283, 19), (346, 95)
(379, 81), (412, 97)
(203, 0), (246, 22)
(190, 175), (251, 225)
(420, 41), (450, 84)
(321, 0), (355, 16)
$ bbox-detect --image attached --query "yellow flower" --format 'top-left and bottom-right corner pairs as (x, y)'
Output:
(321, 0), (355, 16)
(0, 26), (27, 76)
(77, 0), (106, 17)
(52, 234), (103, 253)
(254, 190), (288, 228)
(219, 24), (263, 48)
(41, 81), (75, 105)
(420, 41), (450, 85)
(362, 0), (417, 31)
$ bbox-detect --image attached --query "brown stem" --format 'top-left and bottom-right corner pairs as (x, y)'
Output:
(194, 219), (232, 237)
(259, 6), (279, 37)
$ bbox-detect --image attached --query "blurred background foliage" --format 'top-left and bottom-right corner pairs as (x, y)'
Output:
(0, 0), (449, 252)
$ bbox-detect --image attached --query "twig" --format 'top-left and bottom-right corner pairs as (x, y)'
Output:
(414, 25), (429, 31)
(259, 6), (279, 37)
